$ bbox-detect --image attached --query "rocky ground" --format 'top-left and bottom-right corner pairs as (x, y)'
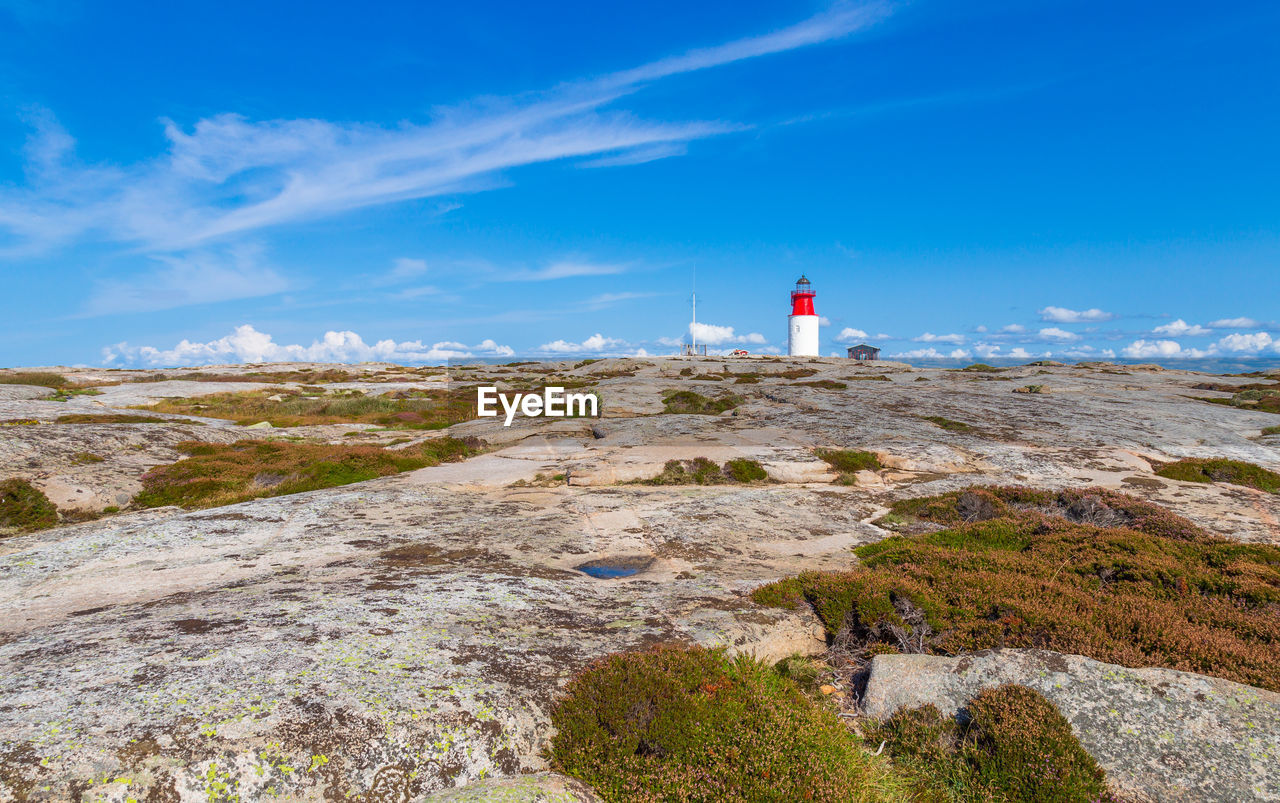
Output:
(1, 357), (1277, 801)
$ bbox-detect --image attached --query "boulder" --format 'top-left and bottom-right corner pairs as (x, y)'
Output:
(861, 649), (1280, 802)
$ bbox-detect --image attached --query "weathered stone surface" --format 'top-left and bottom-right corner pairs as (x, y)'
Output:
(419, 772), (600, 801)
(0, 357), (1277, 799)
(862, 649), (1280, 802)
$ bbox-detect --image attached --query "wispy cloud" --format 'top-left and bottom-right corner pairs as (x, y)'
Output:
(0, 3), (891, 258)
(82, 246), (291, 316)
(504, 261), (629, 281)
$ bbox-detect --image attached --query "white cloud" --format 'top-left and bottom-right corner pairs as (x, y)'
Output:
(1038, 306), (1115, 323)
(1152, 319), (1210, 337)
(974, 325), (987, 333)
(1000, 324), (1026, 333)
(100, 324), (513, 366)
(1121, 339), (1185, 359)
(1215, 332), (1275, 353)
(83, 246), (290, 316)
(1036, 327), (1081, 342)
(0, 4), (891, 256)
(889, 347), (972, 360)
(818, 316), (832, 326)
(913, 332), (966, 345)
(1208, 317), (1261, 329)
(537, 333), (629, 353)
(655, 336), (684, 347)
(690, 322), (766, 345)
(1008, 347), (1033, 359)
(834, 327), (869, 343)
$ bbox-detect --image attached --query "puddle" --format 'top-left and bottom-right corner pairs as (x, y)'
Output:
(575, 555), (654, 579)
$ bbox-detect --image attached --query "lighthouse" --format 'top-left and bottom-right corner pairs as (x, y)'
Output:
(787, 275), (820, 356)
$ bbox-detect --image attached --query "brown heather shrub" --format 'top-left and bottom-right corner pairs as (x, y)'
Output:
(1154, 458), (1280, 494)
(795, 379), (848, 390)
(874, 686), (1113, 803)
(549, 645), (907, 802)
(754, 487), (1280, 691)
(134, 437), (481, 510)
(56, 413), (171, 424)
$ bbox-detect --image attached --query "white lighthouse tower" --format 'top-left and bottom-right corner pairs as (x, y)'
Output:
(787, 275), (820, 357)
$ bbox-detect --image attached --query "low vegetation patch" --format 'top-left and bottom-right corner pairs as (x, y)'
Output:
(1155, 458), (1280, 493)
(0, 479), (59, 534)
(70, 452), (105, 465)
(842, 374), (892, 382)
(1264, 425), (1280, 436)
(637, 457), (769, 485)
(874, 686), (1113, 802)
(1012, 384), (1045, 394)
(795, 379), (848, 390)
(134, 437), (481, 509)
(549, 645), (904, 802)
(0, 371), (73, 387)
(920, 415), (976, 432)
(957, 364), (1004, 373)
(660, 390), (743, 415)
(1191, 381), (1280, 414)
(56, 413), (171, 424)
(143, 386), (475, 429)
(1, 418), (39, 426)
(754, 486), (1280, 690)
(815, 448), (881, 484)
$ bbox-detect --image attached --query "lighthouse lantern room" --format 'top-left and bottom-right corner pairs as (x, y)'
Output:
(787, 275), (820, 356)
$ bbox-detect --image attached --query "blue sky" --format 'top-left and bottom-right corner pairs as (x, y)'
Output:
(1, 0), (1278, 367)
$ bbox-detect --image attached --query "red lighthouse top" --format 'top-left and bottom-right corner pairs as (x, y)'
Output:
(790, 275), (816, 316)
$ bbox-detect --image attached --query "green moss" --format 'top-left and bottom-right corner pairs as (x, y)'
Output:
(754, 486), (1280, 691)
(874, 686), (1113, 802)
(1263, 425), (1280, 436)
(660, 390), (743, 415)
(70, 452), (105, 465)
(0, 478), (59, 534)
(549, 645), (906, 802)
(957, 364), (1004, 373)
(1155, 458), (1280, 493)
